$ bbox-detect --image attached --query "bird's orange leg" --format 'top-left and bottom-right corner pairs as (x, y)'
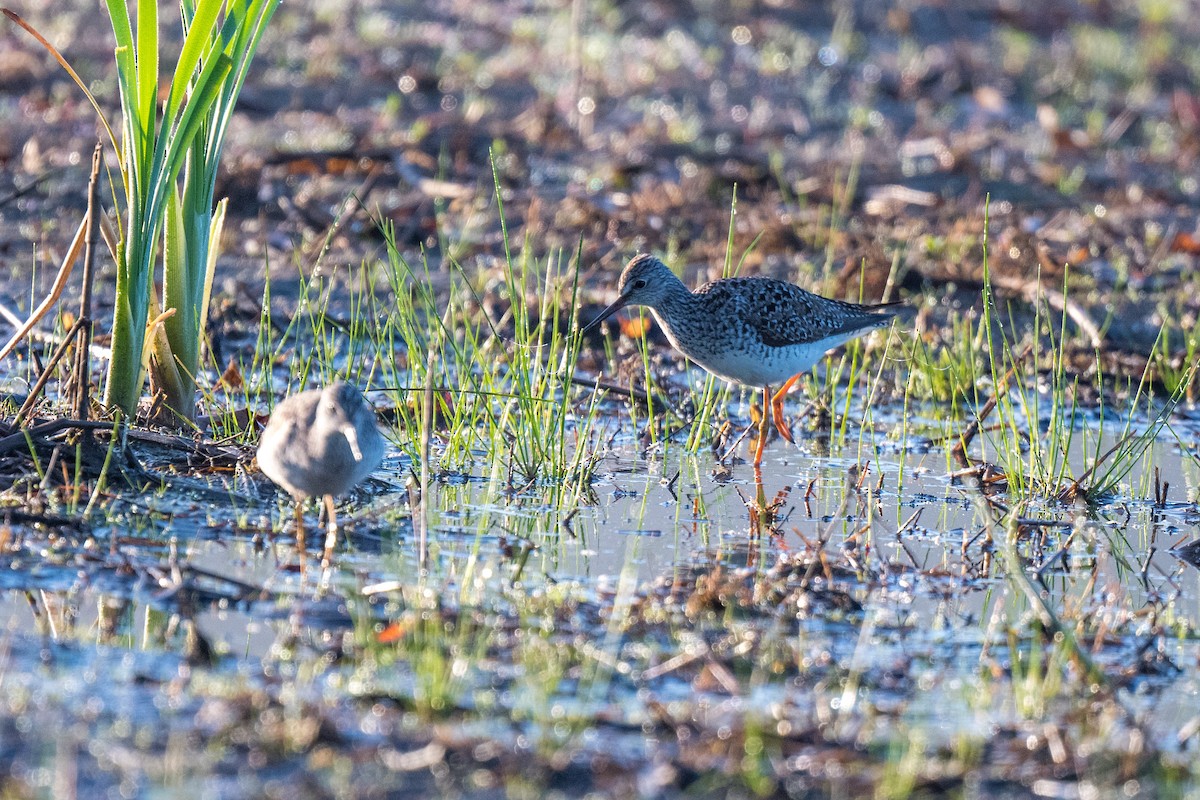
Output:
(320, 494), (339, 574)
(770, 374), (800, 443)
(294, 501), (308, 581)
(753, 385), (771, 467)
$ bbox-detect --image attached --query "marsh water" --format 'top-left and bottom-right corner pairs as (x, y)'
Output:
(3, 385), (1199, 796)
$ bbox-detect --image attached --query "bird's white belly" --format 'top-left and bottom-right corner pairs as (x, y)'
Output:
(680, 331), (870, 387)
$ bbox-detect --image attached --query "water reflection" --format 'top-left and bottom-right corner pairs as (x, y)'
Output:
(0, 414), (1196, 665)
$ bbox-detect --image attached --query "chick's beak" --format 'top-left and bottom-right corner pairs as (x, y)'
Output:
(342, 425), (364, 462)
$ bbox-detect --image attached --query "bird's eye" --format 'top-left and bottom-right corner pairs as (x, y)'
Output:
(633, 279), (647, 289)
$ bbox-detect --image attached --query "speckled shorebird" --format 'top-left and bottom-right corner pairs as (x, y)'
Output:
(257, 382), (386, 571)
(582, 254), (899, 466)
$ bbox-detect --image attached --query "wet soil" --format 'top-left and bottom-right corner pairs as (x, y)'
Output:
(2, 1), (1200, 798)
(2, 1), (1199, 360)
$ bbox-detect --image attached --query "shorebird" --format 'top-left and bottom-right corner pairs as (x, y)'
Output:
(257, 382), (386, 571)
(581, 254), (898, 466)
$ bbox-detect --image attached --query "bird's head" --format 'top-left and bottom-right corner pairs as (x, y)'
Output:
(581, 254), (679, 334)
(320, 382), (370, 461)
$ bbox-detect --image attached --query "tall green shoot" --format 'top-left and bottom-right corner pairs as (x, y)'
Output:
(153, 0), (279, 424)
(102, 0), (225, 416)
(6, 1), (278, 422)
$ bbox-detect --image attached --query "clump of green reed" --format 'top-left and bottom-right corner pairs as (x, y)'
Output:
(985, 266), (1182, 502)
(228, 163), (604, 499)
(487, 168), (599, 486)
(368, 231), (602, 493)
(1151, 305), (1200, 403)
(200, 176), (611, 506)
(907, 210), (1185, 504)
(6, 2), (277, 424)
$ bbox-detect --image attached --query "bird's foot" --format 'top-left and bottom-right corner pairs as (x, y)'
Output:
(771, 398), (794, 444)
(769, 375), (800, 445)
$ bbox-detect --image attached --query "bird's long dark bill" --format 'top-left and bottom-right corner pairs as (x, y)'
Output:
(579, 297), (628, 335)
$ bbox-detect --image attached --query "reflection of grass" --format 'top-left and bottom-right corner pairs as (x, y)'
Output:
(876, 729), (927, 800)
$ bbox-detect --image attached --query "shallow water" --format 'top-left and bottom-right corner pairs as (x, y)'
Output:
(2, 395), (1200, 797)
(7, 400), (1198, 645)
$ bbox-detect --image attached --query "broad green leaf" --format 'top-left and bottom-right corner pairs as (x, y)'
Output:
(102, 0), (135, 65)
(198, 198), (227, 345)
(165, 0), (224, 119)
(161, 184), (191, 384)
(155, 53), (232, 217)
(135, 0), (159, 151)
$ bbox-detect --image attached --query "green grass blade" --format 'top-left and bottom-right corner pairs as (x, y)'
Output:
(101, 0), (135, 74)
(165, 0), (224, 119)
(142, 52), (232, 234)
(135, 0), (158, 147)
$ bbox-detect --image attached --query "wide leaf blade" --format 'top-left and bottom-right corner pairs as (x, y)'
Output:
(165, 0), (224, 119)
(134, 0), (159, 156)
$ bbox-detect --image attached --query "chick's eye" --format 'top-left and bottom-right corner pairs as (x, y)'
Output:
(633, 279), (647, 289)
